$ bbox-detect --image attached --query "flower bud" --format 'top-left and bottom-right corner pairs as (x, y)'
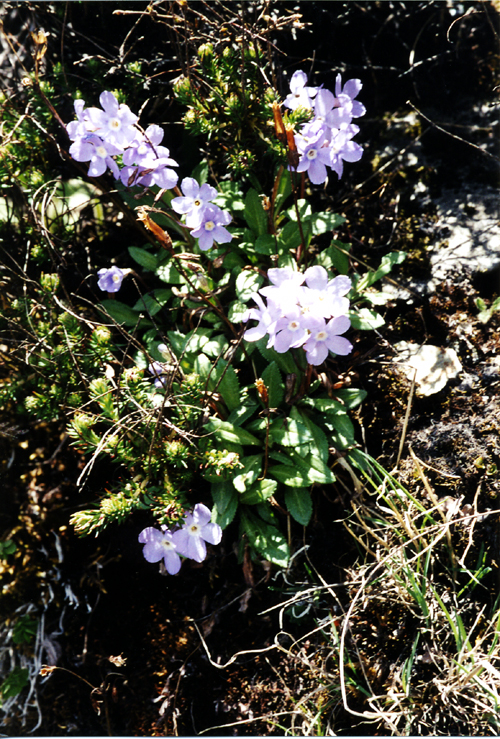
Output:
(197, 43), (214, 62)
(40, 273), (60, 293)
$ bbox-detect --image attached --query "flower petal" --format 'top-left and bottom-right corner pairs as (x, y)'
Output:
(164, 550), (182, 575)
(201, 522), (222, 546)
(192, 503), (212, 527)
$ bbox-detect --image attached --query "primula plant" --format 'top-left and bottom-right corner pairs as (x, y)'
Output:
(25, 62), (404, 571)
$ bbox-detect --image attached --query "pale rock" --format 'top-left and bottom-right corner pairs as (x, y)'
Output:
(394, 342), (462, 396)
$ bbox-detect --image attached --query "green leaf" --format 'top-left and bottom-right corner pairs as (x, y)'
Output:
(347, 448), (372, 472)
(133, 289), (170, 316)
(305, 452), (336, 484)
(277, 220), (302, 253)
(291, 407), (329, 462)
(269, 418), (312, 447)
(99, 300), (145, 326)
(233, 455), (262, 493)
(246, 417), (268, 434)
(211, 481), (238, 529)
(184, 332), (211, 354)
(309, 211), (345, 235)
(241, 509), (289, 566)
(156, 262), (184, 284)
(205, 418), (261, 446)
(269, 464), (309, 487)
(255, 337), (300, 375)
(361, 290), (392, 306)
(261, 361), (283, 408)
(349, 307), (385, 330)
(268, 449), (296, 465)
(192, 160), (209, 185)
(1, 667), (29, 701)
(285, 487), (312, 525)
(0, 540), (16, 558)
(214, 361), (241, 412)
(333, 388), (367, 409)
(227, 403), (258, 427)
(203, 334), (226, 358)
(324, 413), (356, 449)
(167, 330), (188, 357)
(228, 300), (248, 323)
(255, 234), (276, 255)
(270, 448), (334, 486)
(302, 397), (346, 416)
(214, 181), (245, 212)
(12, 615), (37, 645)
(244, 188), (268, 236)
(255, 501), (280, 525)
(240, 478), (277, 505)
(315, 240), (351, 274)
(235, 270), (264, 302)
(356, 251), (407, 291)
(193, 352), (211, 379)
(285, 199), (311, 221)
(128, 246), (158, 272)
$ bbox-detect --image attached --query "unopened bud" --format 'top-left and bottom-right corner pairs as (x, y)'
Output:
(272, 102), (287, 145)
(285, 126), (300, 169)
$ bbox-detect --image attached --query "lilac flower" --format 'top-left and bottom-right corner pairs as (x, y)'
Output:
(294, 122), (332, 185)
(120, 157), (179, 190)
(285, 70), (364, 183)
(69, 134), (121, 178)
(302, 315), (353, 365)
(265, 266), (305, 290)
(333, 74), (366, 119)
(259, 266), (305, 315)
(97, 266), (124, 293)
(283, 70), (317, 111)
(139, 526), (181, 575)
(272, 307), (312, 353)
(171, 178), (218, 228)
(243, 266), (353, 365)
(148, 361), (168, 388)
(172, 503), (222, 563)
(66, 99), (89, 140)
(312, 89), (337, 129)
(328, 129), (363, 179)
(120, 124), (179, 189)
(85, 91), (138, 148)
(243, 293), (281, 343)
(190, 205), (232, 251)
(301, 267), (351, 318)
(122, 124), (165, 166)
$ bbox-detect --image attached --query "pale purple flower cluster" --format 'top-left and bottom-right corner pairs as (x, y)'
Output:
(139, 503), (222, 575)
(243, 266), (353, 366)
(67, 92), (179, 189)
(284, 70), (365, 184)
(171, 177), (233, 251)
